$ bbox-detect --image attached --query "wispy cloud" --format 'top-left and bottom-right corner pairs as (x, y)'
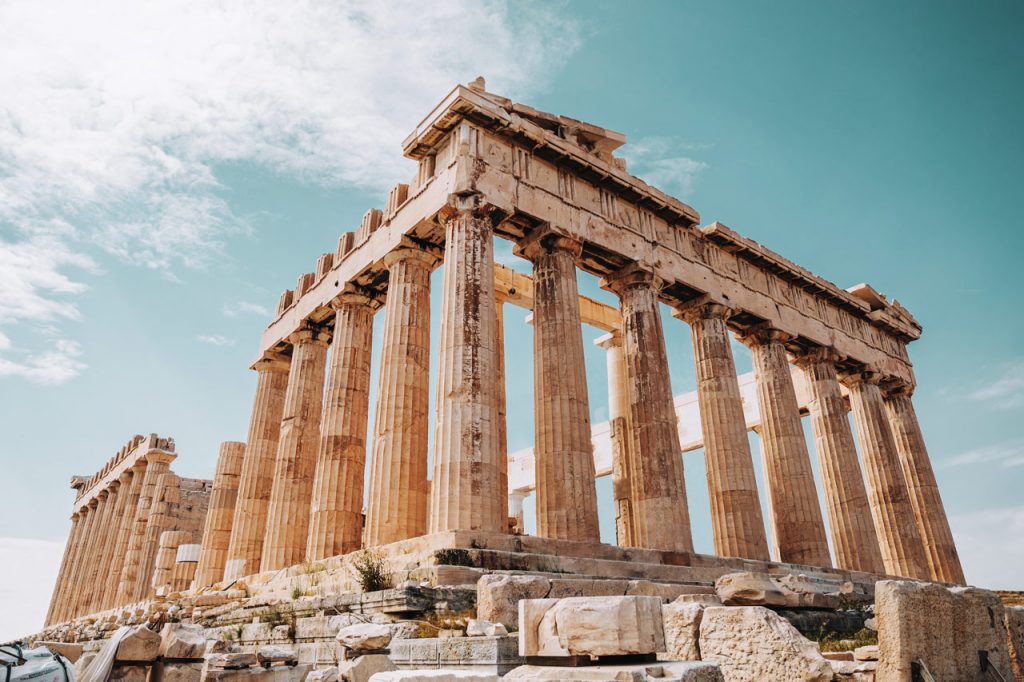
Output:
(619, 136), (710, 198)
(967, 361), (1024, 410)
(223, 301), (271, 319)
(197, 335), (235, 347)
(951, 505), (1024, 589)
(0, 0), (581, 384)
(943, 438), (1024, 469)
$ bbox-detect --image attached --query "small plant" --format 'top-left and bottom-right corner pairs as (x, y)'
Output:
(816, 627), (877, 652)
(434, 548), (475, 567)
(291, 585), (305, 600)
(351, 549), (393, 592)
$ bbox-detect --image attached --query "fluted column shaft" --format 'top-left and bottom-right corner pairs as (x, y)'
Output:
(172, 546), (200, 592)
(260, 326), (330, 571)
(518, 232), (600, 541)
(795, 350), (883, 573)
(52, 508), (88, 622)
(603, 267), (692, 552)
(843, 372), (929, 578)
(495, 294), (509, 532)
(742, 328), (831, 566)
(597, 331), (637, 547)
(224, 352), (290, 580)
(306, 293), (377, 560)
(366, 250), (437, 546)
(103, 463), (145, 608)
(118, 452), (174, 603)
(77, 490), (114, 616)
(675, 299), (768, 560)
(194, 442), (245, 587)
(45, 511), (82, 625)
(152, 530), (192, 594)
(87, 479), (129, 613)
(883, 388), (965, 584)
(64, 500), (99, 619)
(137, 471), (180, 601)
(429, 203), (504, 533)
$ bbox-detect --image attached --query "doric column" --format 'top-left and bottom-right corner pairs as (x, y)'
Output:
(602, 265), (692, 553)
(495, 292), (510, 532)
(103, 461), (146, 608)
(194, 442), (245, 587)
(883, 384), (965, 584)
(137, 471), (181, 601)
(429, 200), (504, 533)
(76, 489), (113, 616)
(152, 530), (191, 595)
(306, 291), (377, 560)
(172, 545), (201, 592)
(793, 348), (883, 573)
(674, 297), (768, 561)
(739, 327), (831, 567)
(515, 231), (600, 541)
(65, 500), (99, 619)
(224, 351), (290, 581)
(596, 330), (637, 547)
(508, 491), (527, 534)
(50, 508), (87, 623)
(260, 324), (330, 571)
(118, 450), (174, 604)
(842, 371), (929, 579)
(86, 479), (128, 613)
(45, 511), (83, 625)
(365, 248), (438, 546)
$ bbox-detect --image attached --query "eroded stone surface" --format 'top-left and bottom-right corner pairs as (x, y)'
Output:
(519, 596), (665, 658)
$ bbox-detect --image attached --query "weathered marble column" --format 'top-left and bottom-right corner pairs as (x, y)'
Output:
(118, 450), (174, 603)
(138, 471), (181, 601)
(74, 489), (113, 616)
(494, 292), (510, 532)
(596, 330), (637, 547)
(260, 324), (330, 571)
(842, 371), (929, 579)
(51, 507), (88, 623)
(307, 291), (377, 560)
(883, 384), (965, 584)
(172, 544), (201, 592)
(194, 441), (245, 587)
(516, 231), (600, 541)
(103, 461), (146, 608)
(152, 530), (191, 595)
(224, 351), (289, 581)
(365, 249), (438, 546)
(64, 499), (99, 618)
(602, 265), (693, 553)
(739, 327), (831, 567)
(429, 201), (504, 533)
(674, 298), (768, 561)
(508, 491), (527, 534)
(45, 510), (83, 625)
(793, 348), (883, 574)
(87, 478), (129, 613)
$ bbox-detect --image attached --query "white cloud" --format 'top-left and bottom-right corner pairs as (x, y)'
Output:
(943, 439), (1024, 469)
(968, 361), (1024, 410)
(0, 537), (64, 642)
(951, 505), (1024, 589)
(223, 301), (271, 318)
(0, 0), (581, 383)
(197, 334), (235, 347)
(619, 136), (709, 198)
(0, 339), (86, 385)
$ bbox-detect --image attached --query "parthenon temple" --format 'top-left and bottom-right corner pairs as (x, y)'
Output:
(45, 79), (965, 635)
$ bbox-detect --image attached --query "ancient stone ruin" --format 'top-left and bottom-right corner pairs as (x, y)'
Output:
(25, 80), (1024, 681)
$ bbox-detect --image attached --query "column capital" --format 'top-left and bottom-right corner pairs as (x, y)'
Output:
(790, 344), (844, 368)
(286, 322), (331, 348)
(251, 350), (291, 373)
(671, 294), (733, 325)
(838, 368), (882, 389)
(513, 225), (583, 262)
(106, 479), (122, 494)
(145, 450), (176, 466)
(734, 323), (794, 349)
(600, 262), (663, 295)
(383, 244), (442, 270)
(594, 330), (623, 350)
(330, 283), (383, 311)
(880, 377), (916, 398)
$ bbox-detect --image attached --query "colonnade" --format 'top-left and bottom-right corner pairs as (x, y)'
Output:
(216, 206), (962, 588)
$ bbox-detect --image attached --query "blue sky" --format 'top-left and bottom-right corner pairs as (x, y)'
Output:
(1, 0), (1022, 638)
